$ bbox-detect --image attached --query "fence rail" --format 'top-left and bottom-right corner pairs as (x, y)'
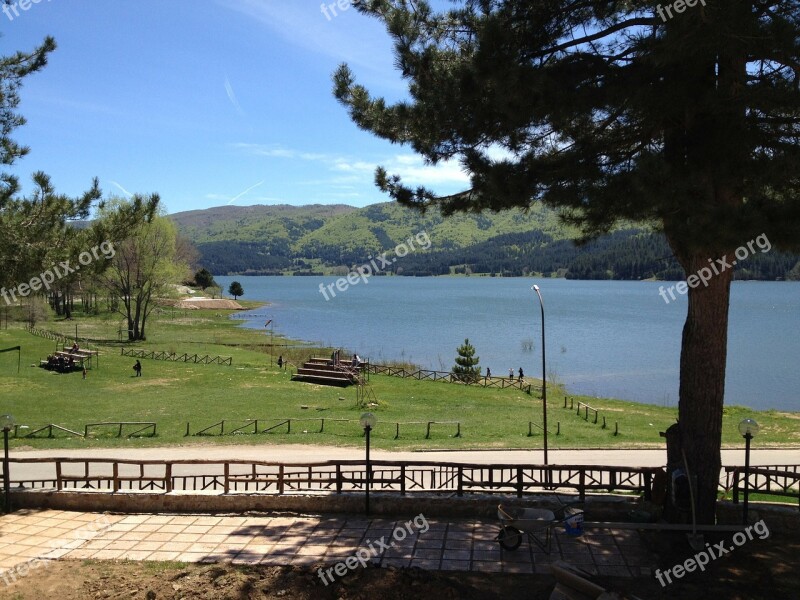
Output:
(25, 325), (70, 343)
(84, 422), (157, 438)
(121, 348), (232, 366)
(185, 418), (462, 439)
(9, 459), (800, 507)
(366, 364), (536, 394)
(7, 458), (659, 499)
(724, 465), (800, 510)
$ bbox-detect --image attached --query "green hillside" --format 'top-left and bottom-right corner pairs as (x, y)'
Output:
(169, 202), (800, 281)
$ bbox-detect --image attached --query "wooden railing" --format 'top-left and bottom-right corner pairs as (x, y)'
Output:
(724, 465), (800, 510)
(8, 458), (659, 500)
(366, 364), (537, 394)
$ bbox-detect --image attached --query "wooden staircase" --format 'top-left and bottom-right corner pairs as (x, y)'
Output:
(291, 357), (360, 387)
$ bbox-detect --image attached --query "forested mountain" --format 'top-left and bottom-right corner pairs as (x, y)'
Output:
(170, 203), (799, 281)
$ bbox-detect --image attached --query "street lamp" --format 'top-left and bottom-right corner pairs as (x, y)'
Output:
(531, 285), (548, 467)
(738, 418), (759, 524)
(1, 414), (14, 514)
(359, 412), (377, 516)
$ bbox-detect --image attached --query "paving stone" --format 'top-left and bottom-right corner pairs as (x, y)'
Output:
(409, 558), (440, 570)
(440, 559), (471, 571)
(443, 549), (471, 561)
(597, 565), (632, 577)
(503, 562), (534, 573)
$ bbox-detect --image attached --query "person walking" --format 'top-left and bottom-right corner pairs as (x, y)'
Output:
(133, 360), (142, 377)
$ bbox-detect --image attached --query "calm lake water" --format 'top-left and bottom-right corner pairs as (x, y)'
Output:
(217, 276), (799, 411)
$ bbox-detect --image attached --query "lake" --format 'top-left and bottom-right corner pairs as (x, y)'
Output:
(216, 276), (799, 411)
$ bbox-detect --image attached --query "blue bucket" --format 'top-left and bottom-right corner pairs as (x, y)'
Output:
(564, 508), (584, 536)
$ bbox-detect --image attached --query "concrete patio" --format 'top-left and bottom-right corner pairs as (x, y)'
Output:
(0, 509), (657, 584)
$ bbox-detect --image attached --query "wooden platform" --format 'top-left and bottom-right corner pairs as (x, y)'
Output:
(291, 357), (360, 387)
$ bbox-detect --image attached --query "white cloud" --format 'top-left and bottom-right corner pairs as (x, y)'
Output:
(231, 143), (325, 161)
(383, 154), (470, 186)
(224, 76), (245, 117)
(215, 0), (403, 91)
(230, 143), (469, 197)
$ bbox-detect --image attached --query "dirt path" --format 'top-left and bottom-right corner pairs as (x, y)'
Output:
(11, 444), (800, 466)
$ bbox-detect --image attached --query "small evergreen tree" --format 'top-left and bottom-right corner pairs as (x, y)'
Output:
(452, 338), (480, 384)
(194, 268), (215, 290)
(228, 281), (244, 300)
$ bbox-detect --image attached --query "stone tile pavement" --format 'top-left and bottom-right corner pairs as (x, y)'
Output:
(0, 509), (657, 579)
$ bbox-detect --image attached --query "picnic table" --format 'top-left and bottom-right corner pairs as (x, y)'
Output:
(39, 347), (100, 372)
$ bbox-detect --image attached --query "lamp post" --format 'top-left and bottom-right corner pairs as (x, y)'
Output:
(738, 418), (759, 525)
(1, 414), (14, 514)
(531, 285), (548, 467)
(264, 318), (274, 366)
(360, 412), (376, 516)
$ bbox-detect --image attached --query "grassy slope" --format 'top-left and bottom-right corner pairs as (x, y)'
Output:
(0, 307), (795, 452)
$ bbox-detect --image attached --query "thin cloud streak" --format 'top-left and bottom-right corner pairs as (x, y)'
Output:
(224, 76), (245, 116)
(227, 180), (265, 205)
(109, 180), (134, 198)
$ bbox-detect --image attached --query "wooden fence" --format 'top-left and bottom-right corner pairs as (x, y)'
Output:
(25, 325), (69, 344)
(366, 363), (536, 394)
(724, 465), (800, 510)
(9, 459), (799, 508)
(121, 348), (232, 366)
(185, 418), (461, 439)
(8, 458), (659, 500)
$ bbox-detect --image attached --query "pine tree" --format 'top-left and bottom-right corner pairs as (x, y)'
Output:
(194, 268), (215, 290)
(452, 338), (481, 384)
(335, 0), (800, 523)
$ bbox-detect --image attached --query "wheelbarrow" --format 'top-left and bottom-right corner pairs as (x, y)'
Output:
(496, 504), (584, 553)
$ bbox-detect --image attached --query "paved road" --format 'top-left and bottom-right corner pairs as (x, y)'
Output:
(10, 443), (800, 466)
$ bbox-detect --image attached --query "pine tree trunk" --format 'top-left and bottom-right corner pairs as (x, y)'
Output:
(672, 250), (734, 524)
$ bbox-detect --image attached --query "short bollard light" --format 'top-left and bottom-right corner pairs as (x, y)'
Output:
(360, 412), (376, 516)
(1, 414), (15, 514)
(738, 418), (759, 525)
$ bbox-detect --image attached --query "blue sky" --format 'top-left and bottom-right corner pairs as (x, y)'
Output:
(3, 0), (469, 214)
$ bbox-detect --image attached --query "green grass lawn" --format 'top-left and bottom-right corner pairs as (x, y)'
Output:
(0, 306), (796, 451)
